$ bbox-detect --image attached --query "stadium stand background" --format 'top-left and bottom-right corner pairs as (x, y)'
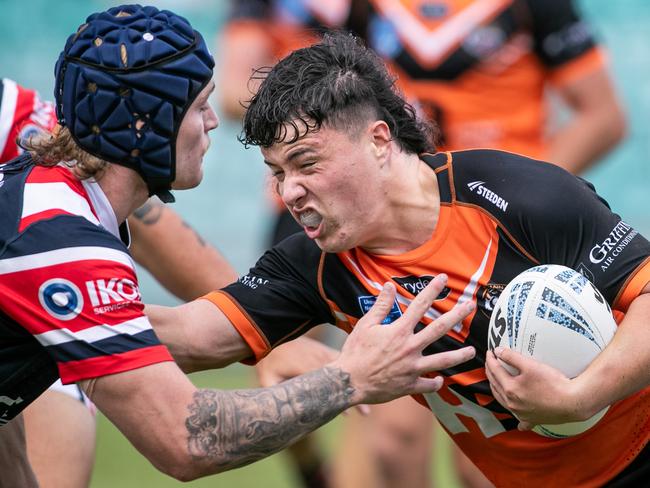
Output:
(1, 1), (649, 486)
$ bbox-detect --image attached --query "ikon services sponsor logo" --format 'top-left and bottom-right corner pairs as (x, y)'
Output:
(39, 278), (84, 321)
(467, 181), (509, 212)
(86, 278), (140, 314)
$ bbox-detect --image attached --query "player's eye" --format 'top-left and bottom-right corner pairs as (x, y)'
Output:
(300, 161), (316, 171)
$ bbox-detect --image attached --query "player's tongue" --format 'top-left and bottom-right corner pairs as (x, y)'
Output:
(299, 209), (322, 230)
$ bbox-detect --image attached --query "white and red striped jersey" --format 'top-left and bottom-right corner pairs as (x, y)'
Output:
(0, 156), (173, 425)
(0, 78), (57, 163)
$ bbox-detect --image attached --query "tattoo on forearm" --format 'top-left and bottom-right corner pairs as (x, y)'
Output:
(181, 220), (206, 246)
(133, 200), (164, 225)
(185, 366), (353, 471)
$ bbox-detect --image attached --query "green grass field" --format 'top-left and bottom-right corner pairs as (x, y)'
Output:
(90, 365), (462, 488)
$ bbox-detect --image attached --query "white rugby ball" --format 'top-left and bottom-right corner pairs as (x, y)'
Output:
(487, 264), (617, 438)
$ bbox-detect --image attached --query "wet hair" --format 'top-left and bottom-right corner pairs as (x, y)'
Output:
(241, 31), (437, 152)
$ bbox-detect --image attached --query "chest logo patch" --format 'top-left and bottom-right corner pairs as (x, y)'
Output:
(358, 296), (402, 324)
(477, 282), (506, 319)
(393, 275), (451, 299)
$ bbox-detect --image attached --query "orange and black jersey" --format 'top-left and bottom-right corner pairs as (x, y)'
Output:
(206, 150), (650, 486)
(224, 0), (363, 62)
(363, 0), (607, 155)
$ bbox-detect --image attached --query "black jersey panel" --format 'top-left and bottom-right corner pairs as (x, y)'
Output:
(0, 308), (58, 425)
(221, 233), (334, 347)
(449, 149), (650, 305)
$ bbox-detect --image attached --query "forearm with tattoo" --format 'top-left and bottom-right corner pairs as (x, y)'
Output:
(185, 366), (353, 471)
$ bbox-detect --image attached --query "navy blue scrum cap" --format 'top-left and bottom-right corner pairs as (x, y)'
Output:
(54, 4), (215, 202)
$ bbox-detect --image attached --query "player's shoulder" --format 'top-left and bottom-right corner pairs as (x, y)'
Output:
(449, 148), (573, 184)
(21, 164), (104, 231)
(431, 149), (599, 219)
(1, 160), (127, 255)
(427, 148), (570, 191)
(465, 148), (569, 176)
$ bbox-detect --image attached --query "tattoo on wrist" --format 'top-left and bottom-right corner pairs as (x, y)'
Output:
(133, 200), (163, 225)
(185, 366), (353, 471)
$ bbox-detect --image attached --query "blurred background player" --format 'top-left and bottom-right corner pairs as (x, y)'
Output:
(217, 1), (626, 487)
(0, 76), (237, 487)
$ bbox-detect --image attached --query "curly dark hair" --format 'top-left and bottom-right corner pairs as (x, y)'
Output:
(240, 31), (438, 153)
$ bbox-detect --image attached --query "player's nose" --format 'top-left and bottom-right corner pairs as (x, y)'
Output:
(280, 174), (307, 207)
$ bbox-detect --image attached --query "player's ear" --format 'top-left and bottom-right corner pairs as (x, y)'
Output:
(369, 120), (392, 161)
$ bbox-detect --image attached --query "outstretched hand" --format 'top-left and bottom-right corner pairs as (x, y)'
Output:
(331, 275), (476, 406)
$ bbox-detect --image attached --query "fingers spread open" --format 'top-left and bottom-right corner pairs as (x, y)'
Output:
(410, 375), (444, 395)
(417, 346), (475, 374)
(413, 300), (475, 349)
(398, 274), (448, 329)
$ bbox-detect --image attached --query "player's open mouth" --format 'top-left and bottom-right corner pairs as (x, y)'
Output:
(299, 209), (323, 238)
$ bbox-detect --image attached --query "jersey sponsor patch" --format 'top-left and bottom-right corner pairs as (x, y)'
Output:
(85, 277), (141, 314)
(239, 274), (270, 290)
(467, 180), (509, 212)
(358, 295), (402, 324)
(393, 274), (451, 299)
(589, 220), (638, 271)
(476, 282), (505, 319)
(38, 278), (84, 321)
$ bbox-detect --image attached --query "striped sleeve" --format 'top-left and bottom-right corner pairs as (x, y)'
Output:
(0, 78), (57, 162)
(0, 218), (173, 383)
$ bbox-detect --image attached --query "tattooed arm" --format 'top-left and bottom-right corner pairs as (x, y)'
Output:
(81, 277), (476, 480)
(81, 361), (354, 480)
(128, 197), (237, 301)
(184, 367), (353, 472)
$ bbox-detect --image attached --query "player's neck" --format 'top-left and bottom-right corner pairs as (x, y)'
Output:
(361, 155), (440, 255)
(96, 164), (149, 224)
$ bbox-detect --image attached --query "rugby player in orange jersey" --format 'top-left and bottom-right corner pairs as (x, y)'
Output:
(218, 2), (626, 486)
(152, 32), (649, 487)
